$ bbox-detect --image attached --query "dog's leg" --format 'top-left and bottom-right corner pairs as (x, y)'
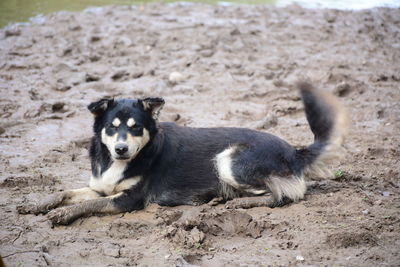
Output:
(215, 146), (307, 209)
(207, 197), (224, 206)
(17, 187), (100, 215)
(47, 191), (144, 225)
(225, 196), (274, 209)
(225, 195), (293, 209)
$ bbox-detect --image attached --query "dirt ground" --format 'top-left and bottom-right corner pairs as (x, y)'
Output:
(0, 3), (399, 266)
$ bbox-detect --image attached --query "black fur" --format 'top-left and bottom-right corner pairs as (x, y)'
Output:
(88, 83), (345, 211)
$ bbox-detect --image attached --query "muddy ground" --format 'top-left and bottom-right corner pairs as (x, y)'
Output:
(0, 3), (399, 266)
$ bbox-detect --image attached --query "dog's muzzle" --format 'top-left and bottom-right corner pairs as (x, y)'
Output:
(115, 143), (129, 158)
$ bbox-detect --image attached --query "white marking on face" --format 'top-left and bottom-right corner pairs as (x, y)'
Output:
(101, 127), (150, 160)
(127, 118), (135, 127)
(101, 128), (118, 156)
(112, 118), (121, 127)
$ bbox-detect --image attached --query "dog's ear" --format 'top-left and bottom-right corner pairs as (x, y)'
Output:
(139, 97), (165, 120)
(87, 98), (114, 116)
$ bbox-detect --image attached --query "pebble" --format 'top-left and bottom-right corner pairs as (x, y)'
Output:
(52, 102), (66, 112)
(200, 49), (214, 57)
(382, 191), (390, 197)
(296, 255), (305, 261)
(79, 250), (90, 257)
(362, 209), (369, 215)
(103, 246), (120, 258)
(131, 70), (144, 79)
(85, 73), (101, 82)
(5, 25), (21, 37)
(111, 70), (128, 81)
(168, 71), (185, 84)
(334, 82), (351, 97)
(256, 115), (278, 130)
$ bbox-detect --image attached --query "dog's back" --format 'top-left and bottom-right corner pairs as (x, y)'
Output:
(137, 82), (347, 207)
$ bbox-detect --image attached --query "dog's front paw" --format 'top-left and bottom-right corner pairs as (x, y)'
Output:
(17, 203), (42, 215)
(47, 207), (77, 225)
(17, 193), (66, 215)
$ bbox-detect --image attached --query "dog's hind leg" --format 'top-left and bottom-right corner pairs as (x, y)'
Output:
(224, 175), (306, 209)
(215, 145), (306, 209)
(17, 187), (101, 215)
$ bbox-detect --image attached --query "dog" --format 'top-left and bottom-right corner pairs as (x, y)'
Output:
(18, 81), (347, 225)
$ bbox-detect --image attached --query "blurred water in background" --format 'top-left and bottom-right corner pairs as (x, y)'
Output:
(1, 0), (399, 28)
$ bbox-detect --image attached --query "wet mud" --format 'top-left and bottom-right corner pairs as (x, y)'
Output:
(0, 3), (399, 266)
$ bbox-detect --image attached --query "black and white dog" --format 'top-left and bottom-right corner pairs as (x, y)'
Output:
(18, 81), (347, 225)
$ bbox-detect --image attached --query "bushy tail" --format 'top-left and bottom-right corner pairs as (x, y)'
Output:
(295, 81), (348, 179)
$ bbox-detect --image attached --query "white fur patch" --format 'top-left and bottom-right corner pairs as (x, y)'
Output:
(245, 189), (267, 195)
(101, 128), (118, 154)
(64, 187), (100, 205)
(90, 161), (127, 195)
(127, 118), (135, 127)
(125, 128), (150, 159)
(215, 146), (240, 187)
(112, 118), (121, 127)
(89, 159), (142, 196)
(266, 175), (306, 202)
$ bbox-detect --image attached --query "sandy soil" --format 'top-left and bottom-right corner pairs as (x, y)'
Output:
(0, 3), (399, 266)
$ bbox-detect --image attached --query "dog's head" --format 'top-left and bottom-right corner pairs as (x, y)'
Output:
(88, 97), (164, 161)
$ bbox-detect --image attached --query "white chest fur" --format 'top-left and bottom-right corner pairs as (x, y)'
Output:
(89, 161), (141, 196)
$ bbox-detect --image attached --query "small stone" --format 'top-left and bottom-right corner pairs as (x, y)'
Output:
(89, 54), (101, 62)
(131, 70), (144, 79)
(256, 115), (278, 130)
(5, 25), (21, 37)
(54, 83), (71, 92)
(324, 12), (336, 23)
(103, 246), (120, 258)
(296, 255), (305, 261)
(377, 109), (385, 119)
(273, 79), (284, 87)
(230, 28), (241, 35)
(69, 24), (82, 31)
(382, 191), (390, 197)
(334, 82), (351, 97)
(173, 114), (181, 121)
(85, 73), (101, 82)
(90, 35), (101, 42)
(168, 72), (185, 84)
(362, 209), (369, 215)
(52, 102), (65, 112)
(111, 70), (128, 81)
(264, 72), (275, 80)
(200, 49), (214, 58)
(79, 250), (90, 257)
(164, 254), (171, 259)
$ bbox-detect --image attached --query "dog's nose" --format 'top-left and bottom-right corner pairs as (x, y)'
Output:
(115, 144), (128, 155)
